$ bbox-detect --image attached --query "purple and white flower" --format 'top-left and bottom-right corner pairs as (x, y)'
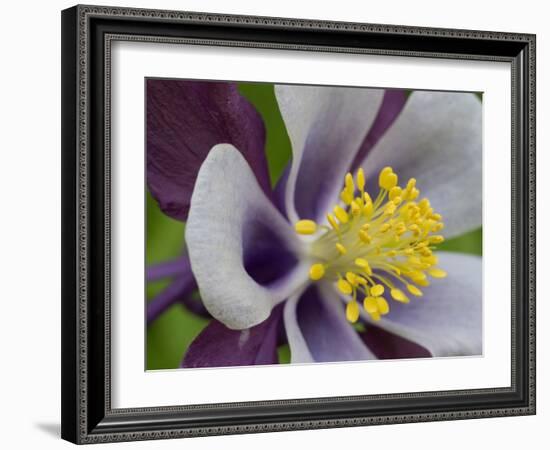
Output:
(146, 80), (482, 367)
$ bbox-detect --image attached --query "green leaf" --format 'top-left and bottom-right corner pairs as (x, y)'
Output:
(238, 83), (292, 186)
(147, 304), (209, 370)
(277, 344), (291, 364)
(438, 227), (482, 256)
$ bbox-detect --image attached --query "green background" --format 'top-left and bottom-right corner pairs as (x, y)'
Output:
(146, 83), (482, 370)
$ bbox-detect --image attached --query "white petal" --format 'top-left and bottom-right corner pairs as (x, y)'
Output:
(275, 85), (384, 223)
(362, 91), (482, 238)
(186, 144), (309, 330)
(283, 289), (314, 364)
(366, 252), (482, 357)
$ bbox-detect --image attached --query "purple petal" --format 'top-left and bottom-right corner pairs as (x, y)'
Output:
(147, 274), (196, 325)
(181, 306), (283, 368)
(147, 79), (271, 221)
(292, 284), (375, 362)
(275, 85), (384, 223)
(350, 89), (408, 172)
(370, 252), (482, 357)
(358, 325), (431, 359)
(146, 256), (189, 282)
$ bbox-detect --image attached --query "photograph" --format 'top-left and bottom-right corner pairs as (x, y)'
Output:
(146, 79), (483, 370)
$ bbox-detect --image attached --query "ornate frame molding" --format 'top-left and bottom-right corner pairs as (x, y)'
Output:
(61, 4), (536, 444)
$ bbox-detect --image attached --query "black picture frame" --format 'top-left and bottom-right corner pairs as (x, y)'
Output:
(61, 4), (536, 444)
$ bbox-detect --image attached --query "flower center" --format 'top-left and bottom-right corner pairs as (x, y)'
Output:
(294, 166), (447, 324)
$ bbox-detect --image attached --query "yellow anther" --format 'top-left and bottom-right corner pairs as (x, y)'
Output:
(362, 201), (373, 217)
(295, 219), (317, 235)
(363, 296), (378, 314)
(429, 235), (445, 244)
(379, 167), (398, 190)
(408, 188), (420, 200)
(379, 223), (391, 233)
(370, 284), (385, 297)
(392, 196), (403, 206)
(390, 288), (409, 303)
(340, 189), (353, 205)
(333, 205), (349, 224)
(408, 256), (422, 265)
(394, 222), (407, 235)
(407, 284), (423, 297)
(346, 301), (360, 323)
(336, 243), (347, 255)
(345, 271), (358, 286)
(345, 172), (355, 191)
(384, 202), (396, 216)
(416, 278), (431, 287)
(309, 263), (325, 281)
(351, 200), (361, 216)
(359, 230), (372, 244)
(406, 178), (417, 191)
(355, 258), (372, 275)
(409, 224), (420, 235)
(327, 213), (340, 231)
(376, 297), (390, 315)
(420, 247), (433, 257)
(428, 268), (447, 278)
(418, 198), (431, 212)
(337, 278), (353, 295)
(408, 271), (427, 283)
(356, 276), (367, 285)
(389, 186), (402, 201)
(363, 192), (372, 204)
(421, 254), (438, 265)
(357, 168), (365, 191)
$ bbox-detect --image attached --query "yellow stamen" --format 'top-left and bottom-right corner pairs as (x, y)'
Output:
(362, 201), (373, 217)
(379, 166), (398, 190)
(376, 297), (390, 315)
(391, 288), (409, 303)
(333, 205), (349, 224)
(346, 301), (360, 323)
(428, 268), (448, 278)
(340, 189), (353, 205)
(357, 168), (366, 191)
(389, 186), (402, 201)
(350, 200), (361, 216)
(337, 278), (353, 295)
(327, 213), (339, 231)
(363, 296), (378, 314)
(294, 219), (317, 235)
(370, 284), (385, 297)
(298, 167), (446, 324)
(355, 258), (372, 275)
(345, 172), (355, 191)
(407, 284), (423, 297)
(309, 264), (325, 281)
(336, 243), (347, 255)
(345, 271), (358, 286)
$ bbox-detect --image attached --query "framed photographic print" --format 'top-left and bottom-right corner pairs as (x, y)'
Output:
(61, 4), (536, 444)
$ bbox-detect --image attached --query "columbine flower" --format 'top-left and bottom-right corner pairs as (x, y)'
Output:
(147, 80), (482, 367)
